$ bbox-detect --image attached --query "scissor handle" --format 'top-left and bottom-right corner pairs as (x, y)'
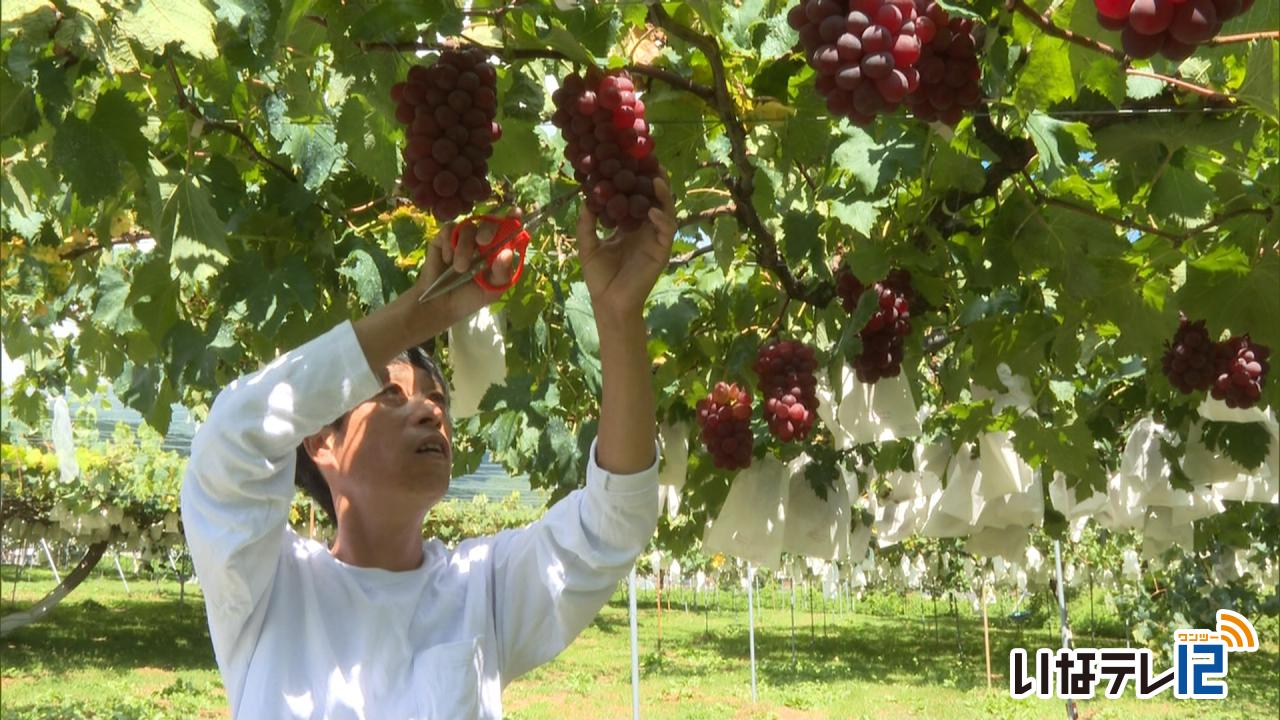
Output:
(449, 215), (530, 293)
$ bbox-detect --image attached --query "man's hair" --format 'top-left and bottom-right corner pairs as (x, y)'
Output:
(294, 345), (448, 525)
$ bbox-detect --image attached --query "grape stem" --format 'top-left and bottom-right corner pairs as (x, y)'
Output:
(1211, 31), (1280, 44)
(765, 297), (791, 339)
(1006, 0), (1127, 64)
(1124, 70), (1233, 102)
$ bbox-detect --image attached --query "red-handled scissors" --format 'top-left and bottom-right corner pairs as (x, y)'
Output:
(416, 192), (575, 304)
(417, 214), (531, 304)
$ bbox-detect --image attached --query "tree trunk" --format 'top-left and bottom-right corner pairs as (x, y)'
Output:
(1, 540), (109, 638)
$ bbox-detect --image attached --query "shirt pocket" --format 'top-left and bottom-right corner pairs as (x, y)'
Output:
(413, 636), (484, 720)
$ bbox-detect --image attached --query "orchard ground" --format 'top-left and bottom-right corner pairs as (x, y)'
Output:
(2, 565), (1276, 719)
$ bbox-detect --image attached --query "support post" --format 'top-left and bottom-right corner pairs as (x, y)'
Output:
(40, 538), (61, 584)
(746, 562), (758, 703)
(113, 550), (130, 596)
(1054, 541), (1079, 720)
(628, 567), (641, 720)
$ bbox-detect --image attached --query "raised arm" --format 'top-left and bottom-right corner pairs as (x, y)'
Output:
(578, 177), (677, 472)
(489, 178), (677, 682)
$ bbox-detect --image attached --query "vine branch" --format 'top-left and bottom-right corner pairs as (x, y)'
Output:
(1017, 169), (1274, 246)
(351, 34), (716, 101)
(1211, 31), (1280, 44)
(648, 4), (831, 308)
(166, 57), (297, 181)
(60, 232), (152, 261)
(1124, 69), (1232, 102)
(1008, 0), (1126, 63)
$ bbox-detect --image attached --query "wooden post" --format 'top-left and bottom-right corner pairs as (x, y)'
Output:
(309, 504), (315, 539)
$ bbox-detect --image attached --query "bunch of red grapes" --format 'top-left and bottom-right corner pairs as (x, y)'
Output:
(1211, 335), (1270, 409)
(1160, 314), (1215, 393)
(1094, 0), (1257, 60)
(836, 267), (914, 383)
(755, 340), (821, 442)
(788, 0), (983, 126)
(696, 382), (756, 470)
(391, 48), (502, 221)
(903, 8), (983, 125)
(1161, 315), (1271, 409)
(551, 70), (661, 231)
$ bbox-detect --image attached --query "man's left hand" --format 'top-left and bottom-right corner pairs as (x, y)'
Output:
(575, 174), (677, 321)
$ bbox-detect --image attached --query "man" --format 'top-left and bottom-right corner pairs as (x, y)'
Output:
(180, 179), (677, 719)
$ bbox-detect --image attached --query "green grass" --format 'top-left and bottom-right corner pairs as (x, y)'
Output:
(2, 565), (1277, 719)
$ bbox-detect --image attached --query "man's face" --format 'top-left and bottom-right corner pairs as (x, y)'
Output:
(318, 361), (453, 513)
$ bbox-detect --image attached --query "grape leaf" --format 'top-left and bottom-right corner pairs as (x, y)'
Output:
(159, 175), (230, 285)
(1, 81), (34, 139)
(1199, 421), (1272, 472)
(1189, 245), (1250, 276)
(564, 282), (602, 394)
(1149, 166), (1215, 229)
(50, 116), (125, 205)
(1237, 41), (1278, 122)
(337, 95), (399, 193)
(781, 210), (822, 272)
(488, 119), (542, 179)
(828, 198), (879, 238)
(1025, 112), (1093, 185)
(929, 142), (985, 194)
(210, 0), (277, 49)
(116, 0), (218, 60)
(1181, 253), (1280, 352)
(90, 88), (149, 176)
(758, 12), (797, 60)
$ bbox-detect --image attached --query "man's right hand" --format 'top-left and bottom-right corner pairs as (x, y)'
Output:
(355, 220), (518, 375)
(410, 220), (516, 328)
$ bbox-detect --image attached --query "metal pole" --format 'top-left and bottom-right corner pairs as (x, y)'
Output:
(113, 550), (130, 595)
(1054, 540), (1079, 720)
(40, 538), (62, 584)
(808, 579), (816, 647)
(746, 562), (758, 703)
(628, 567), (641, 720)
(981, 578), (993, 690)
(790, 578), (797, 672)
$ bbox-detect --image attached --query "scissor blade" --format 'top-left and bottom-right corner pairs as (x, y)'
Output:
(419, 264), (482, 303)
(417, 269), (460, 304)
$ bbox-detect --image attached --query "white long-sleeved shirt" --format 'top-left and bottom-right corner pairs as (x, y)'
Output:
(180, 321), (660, 719)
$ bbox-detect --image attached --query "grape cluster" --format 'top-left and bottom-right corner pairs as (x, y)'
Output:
(1095, 0), (1257, 61)
(755, 340), (821, 442)
(789, 0), (927, 125)
(391, 49), (501, 221)
(903, 7), (983, 126)
(1211, 335), (1270, 409)
(835, 267), (914, 383)
(696, 382), (755, 470)
(1160, 314), (1215, 393)
(788, 0), (984, 126)
(551, 70), (661, 231)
